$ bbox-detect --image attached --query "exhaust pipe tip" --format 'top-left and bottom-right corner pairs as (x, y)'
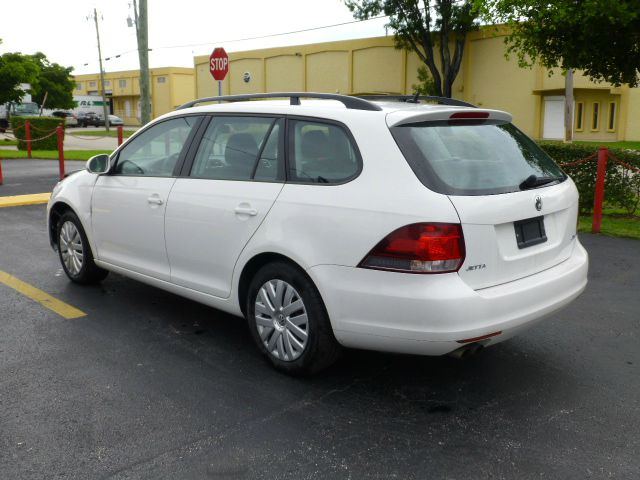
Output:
(448, 342), (484, 360)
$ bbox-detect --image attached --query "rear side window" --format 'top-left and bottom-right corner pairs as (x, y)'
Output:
(190, 116), (283, 181)
(391, 122), (566, 195)
(289, 120), (360, 184)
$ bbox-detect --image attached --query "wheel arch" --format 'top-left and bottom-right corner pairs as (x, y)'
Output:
(237, 252), (315, 317)
(48, 201), (74, 249)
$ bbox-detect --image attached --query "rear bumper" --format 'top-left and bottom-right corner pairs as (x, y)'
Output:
(309, 240), (588, 356)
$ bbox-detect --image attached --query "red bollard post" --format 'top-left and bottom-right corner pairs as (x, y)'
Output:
(25, 120), (32, 159)
(117, 125), (124, 146)
(57, 126), (65, 180)
(592, 147), (608, 234)
(0, 159), (4, 185)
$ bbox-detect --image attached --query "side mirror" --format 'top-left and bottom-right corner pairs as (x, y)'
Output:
(86, 154), (110, 174)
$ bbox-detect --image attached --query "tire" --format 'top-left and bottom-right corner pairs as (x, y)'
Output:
(246, 261), (341, 375)
(57, 211), (109, 284)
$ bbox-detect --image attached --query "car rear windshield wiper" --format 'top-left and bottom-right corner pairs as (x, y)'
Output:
(519, 174), (563, 190)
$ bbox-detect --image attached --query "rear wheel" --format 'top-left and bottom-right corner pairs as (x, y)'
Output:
(57, 211), (108, 284)
(246, 262), (341, 375)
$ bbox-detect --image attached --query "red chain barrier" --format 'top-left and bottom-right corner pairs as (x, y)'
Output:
(26, 121), (32, 159)
(559, 152), (598, 168)
(57, 126), (65, 180)
(608, 152), (640, 173)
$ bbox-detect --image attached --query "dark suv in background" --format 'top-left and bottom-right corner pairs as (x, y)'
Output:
(77, 112), (103, 127)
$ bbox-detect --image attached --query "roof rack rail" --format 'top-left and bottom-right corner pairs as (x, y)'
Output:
(356, 95), (476, 108)
(176, 92), (383, 111)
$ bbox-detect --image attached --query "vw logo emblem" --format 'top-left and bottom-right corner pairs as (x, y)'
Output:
(535, 196), (542, 211)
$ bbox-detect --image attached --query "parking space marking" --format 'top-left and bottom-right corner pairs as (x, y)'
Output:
(0, 270), (86, 319)
(0, 193), (51, 208)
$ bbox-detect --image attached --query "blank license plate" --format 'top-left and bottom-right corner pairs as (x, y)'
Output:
(514, 216), (547, 249)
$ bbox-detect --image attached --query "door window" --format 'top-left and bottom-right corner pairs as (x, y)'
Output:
(114, 116), (201, 177)
(190, 116), (282, 181)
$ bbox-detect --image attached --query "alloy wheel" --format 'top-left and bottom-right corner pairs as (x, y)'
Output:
(254, 279), (309, 361)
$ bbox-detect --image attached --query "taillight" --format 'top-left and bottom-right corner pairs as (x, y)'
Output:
(359, 223), (465, 274)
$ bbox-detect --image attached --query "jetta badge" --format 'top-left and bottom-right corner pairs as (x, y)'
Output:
(535, 196), (543, 211)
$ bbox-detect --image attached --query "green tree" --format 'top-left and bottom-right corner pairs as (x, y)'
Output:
(0, 49), (39, 105)
(29, 53), (76, 110)
(344, 0), (480, 97)
(411, 65), (437, 95)
(479, 0), (640, 87)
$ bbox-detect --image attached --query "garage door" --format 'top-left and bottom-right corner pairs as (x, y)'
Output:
(543, 96), (565, 140)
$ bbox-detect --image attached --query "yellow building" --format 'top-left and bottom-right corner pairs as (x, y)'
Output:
(193, 31), (639, 142)
(74, 67), (195, 126)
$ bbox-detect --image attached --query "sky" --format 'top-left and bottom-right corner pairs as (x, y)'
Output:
(0, 0), (390, 75)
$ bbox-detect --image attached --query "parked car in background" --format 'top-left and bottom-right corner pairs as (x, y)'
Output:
(108, 115), (124, 126)
(47, 92), (589, 375)
(52, 111), (78, 127)
(77, 111), (103, 128)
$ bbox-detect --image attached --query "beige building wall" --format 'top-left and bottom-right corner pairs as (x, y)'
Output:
(306, 51), (350, 93)
(193, 33), (639, 141)
(74, 67), (194, 126)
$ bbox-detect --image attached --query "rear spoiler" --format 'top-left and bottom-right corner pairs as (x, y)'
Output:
(387, 109), (512, 127)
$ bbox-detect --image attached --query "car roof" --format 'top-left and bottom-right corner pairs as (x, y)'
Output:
(158, 95), (513, 126)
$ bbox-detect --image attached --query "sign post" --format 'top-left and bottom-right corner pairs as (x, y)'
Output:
(209, 48), (229, 99)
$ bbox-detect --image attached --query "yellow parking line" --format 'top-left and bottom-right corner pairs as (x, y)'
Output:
(0, 270), (86, 319)
(0, 193), (51, 208)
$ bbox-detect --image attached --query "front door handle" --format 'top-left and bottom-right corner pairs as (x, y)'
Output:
(234, 205), (258, 216)
(147, 195), (164, 206)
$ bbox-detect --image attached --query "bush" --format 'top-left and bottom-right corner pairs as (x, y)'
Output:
(538, 142), (640, 215)
(11, 116), (64, 151)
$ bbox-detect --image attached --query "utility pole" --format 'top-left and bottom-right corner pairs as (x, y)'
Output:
(132, 0), (151, 125)
(564, 68), (574, 143)
(91, 8), (110, 132)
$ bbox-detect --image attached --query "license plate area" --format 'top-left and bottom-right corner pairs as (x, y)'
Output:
(514, 216), (547, 249)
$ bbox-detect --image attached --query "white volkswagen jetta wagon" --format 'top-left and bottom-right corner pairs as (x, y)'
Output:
(47, 93), (588, 374)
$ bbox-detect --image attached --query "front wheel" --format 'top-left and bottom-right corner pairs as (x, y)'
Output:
(246, 262), (341, 375)
(57, 211), (108, 284)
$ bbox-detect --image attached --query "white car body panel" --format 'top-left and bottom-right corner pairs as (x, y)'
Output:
(91, 175), (176, 281)
(165, 178), (284, 297)
(451, 180), (580, 290)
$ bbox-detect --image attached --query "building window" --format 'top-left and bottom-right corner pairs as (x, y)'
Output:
(157, 76), (167, 84)
(591, 102), (600, 131)
(607, 102), (617, 132)
(76, 82), (82, 90)
(119, 79), (127, 88)
(575, 102), (584, 131)
(104, 80), (111, 87)
(89, 81), (97, 88)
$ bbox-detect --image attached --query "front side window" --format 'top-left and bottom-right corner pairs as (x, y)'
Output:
(190, 116), (282, 181)
(289, 120), (360, 184)
(391, 122), (566, 196)
(114, 116), (201, 176)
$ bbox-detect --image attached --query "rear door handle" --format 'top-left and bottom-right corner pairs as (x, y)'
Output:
(234, 205), (258, 216)
(147, 195), (164, 206)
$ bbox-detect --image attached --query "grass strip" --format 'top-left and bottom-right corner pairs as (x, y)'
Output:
(0, 150), (111, 161)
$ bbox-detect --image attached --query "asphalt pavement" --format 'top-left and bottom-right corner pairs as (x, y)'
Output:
(0, 164), (639, 479)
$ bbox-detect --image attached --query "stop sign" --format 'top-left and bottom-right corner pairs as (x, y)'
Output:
(209, 48), (229, 81)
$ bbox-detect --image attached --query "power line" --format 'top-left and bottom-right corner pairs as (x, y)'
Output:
(153, 14), (389, 51)
(77, 13), (389, 70)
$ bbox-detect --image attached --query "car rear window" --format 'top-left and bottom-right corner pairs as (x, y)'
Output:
(391, 122), (566, 195)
